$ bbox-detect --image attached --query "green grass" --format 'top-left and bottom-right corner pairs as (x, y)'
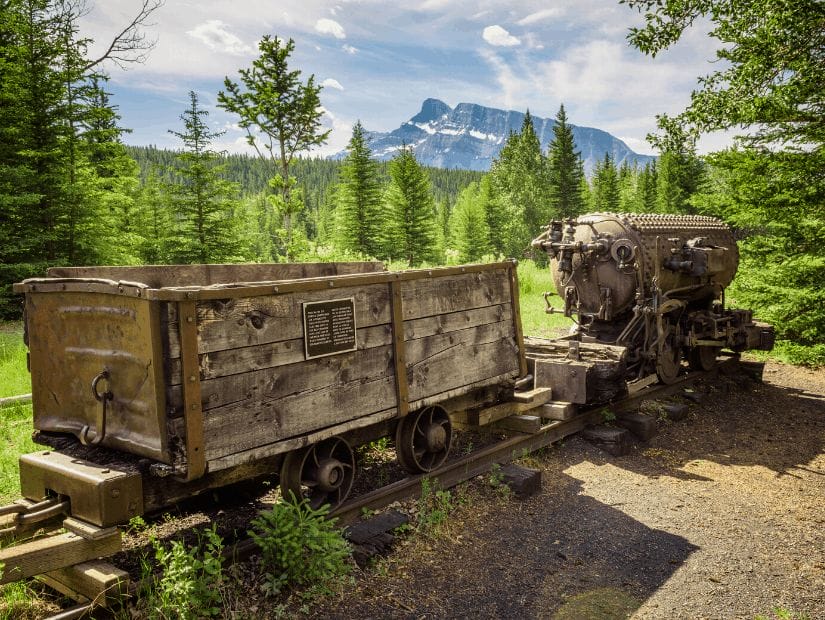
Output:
(0, 323), (29, 398)
(516, 260), (573, 338)
(0, 403), (36, 503)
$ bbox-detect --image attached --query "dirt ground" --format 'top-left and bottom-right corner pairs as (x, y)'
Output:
(303, 358), (825, 619)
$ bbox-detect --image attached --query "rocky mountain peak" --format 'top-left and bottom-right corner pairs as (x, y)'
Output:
(410, 98), (453, 124)
(334, 99), (655, 175)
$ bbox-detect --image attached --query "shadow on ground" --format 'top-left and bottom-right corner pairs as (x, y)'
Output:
(580, 366), (825, 482)
(315, 471), (698, 619)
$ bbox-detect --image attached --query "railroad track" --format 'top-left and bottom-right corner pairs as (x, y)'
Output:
(6, 356), (750, 619)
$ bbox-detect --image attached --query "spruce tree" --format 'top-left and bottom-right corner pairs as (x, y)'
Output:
(334, 121), (383, 257)
(488, 112), (552, 258)
(383, 146), (437, 266)
(547, 104), (585, 218)
(81, 75), (143, 264)
(635, 161), (658, 212)
(448, 182), (491, 263)
(165, 91), (244, 264)
(591, 153), (621, 212)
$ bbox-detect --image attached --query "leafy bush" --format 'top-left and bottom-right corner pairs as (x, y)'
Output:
(416, 477), (455, 533)
(139, 525), (225, 619)
(249, 496), (351, 597)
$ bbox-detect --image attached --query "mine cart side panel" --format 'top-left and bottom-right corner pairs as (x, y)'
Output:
(164, 263), (523, 472)
(24, 290), (169, 463)
(402, 268), (520, 407)
(163, 281), (397, 467)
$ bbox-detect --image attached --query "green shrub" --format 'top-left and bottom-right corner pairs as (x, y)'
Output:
(249, 496), (351, 597)
(139, 525), (225, 619)
(416, 477), (454, 533)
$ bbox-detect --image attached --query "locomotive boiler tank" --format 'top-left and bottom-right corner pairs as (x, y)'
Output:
(532, 213), (739, 321)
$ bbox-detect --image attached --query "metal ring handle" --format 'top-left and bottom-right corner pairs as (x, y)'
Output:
(91, 370), (113, 402)
(82, 370), (112, 445)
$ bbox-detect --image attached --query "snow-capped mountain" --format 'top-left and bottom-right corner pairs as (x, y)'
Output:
(333, 98), (655, 175)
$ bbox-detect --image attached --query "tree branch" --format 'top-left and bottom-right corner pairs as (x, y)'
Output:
(82, 0), (163, 72)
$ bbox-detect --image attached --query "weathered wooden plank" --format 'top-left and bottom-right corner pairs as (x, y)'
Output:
(43, 560), (129, 607)
(0, 530), (121, 585)
(400, 269), (511, 320)
(404, 304), (512, 341)
(410, 373), (515, 413)
(168, 345), (394, 414)
(205, 407), (399, 471)
(169, 324), (393, 385)
(512, 387), (553, 404)
(493, 414), (543, 433)
(47, 262), (385, 288)
(406, 321), (519, 403)
(541, 401), (577, 420)
(461, 388), (550, 426)
(167, 284), (392, 357)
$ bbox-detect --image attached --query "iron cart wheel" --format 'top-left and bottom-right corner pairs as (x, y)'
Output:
(280, 436), (355, 510)
(395, 405), (453, 474)
(655, 322), (683, 384)
(689, 345), (721, 371)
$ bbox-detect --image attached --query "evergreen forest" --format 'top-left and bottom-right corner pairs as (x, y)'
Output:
(1, 0), (822, 365)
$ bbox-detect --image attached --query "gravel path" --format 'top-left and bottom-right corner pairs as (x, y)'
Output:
(304, 359), (824, 619)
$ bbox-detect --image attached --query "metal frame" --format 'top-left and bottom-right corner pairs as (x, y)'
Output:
(389, 280), (410, 419)
(176, 299), (206, 481)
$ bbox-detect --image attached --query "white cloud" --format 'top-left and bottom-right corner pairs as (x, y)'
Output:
(317, 106), (354, 156)
(315, 18), (346, 39)
(517, 8), (564, 26)
(322, 78), (344, 91)
(186, 20), (253, 55)
(482, 25), (520, 47)
(342, 44), (358, 54)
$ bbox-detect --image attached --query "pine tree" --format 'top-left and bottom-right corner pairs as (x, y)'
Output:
(488, 112), (553, 258)
(656, 149), (704, 214)
(383, 147), (437, 266)
(617, 161), (639, 212)
(448, 182), (491, 263)
(635, 161), (658, 212)
(165, 91), (244, 264)
(591, 153), (621, 211)
(135, 167), (171, 264)
(0, 0), (159, 316)
(547, 104), (585, 218)
(81, 75), (143, 264)
(218, 36), (330, 260)
(334, 121), (383, 257)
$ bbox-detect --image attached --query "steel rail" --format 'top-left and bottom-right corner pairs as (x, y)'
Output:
(332, 356), (739, 526)
(43, 357), (740, 619)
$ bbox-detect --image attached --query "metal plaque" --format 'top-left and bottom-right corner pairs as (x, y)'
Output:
(303, 298), (357, 359)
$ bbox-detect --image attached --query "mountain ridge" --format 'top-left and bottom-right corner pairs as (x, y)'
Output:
(334, 98), (655, 175)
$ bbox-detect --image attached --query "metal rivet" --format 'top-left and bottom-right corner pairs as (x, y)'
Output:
(189, 375), (196, 383)
(190, 403), (198, 410)
(111, 489), (120, 498)
(187, 316), (194, 323)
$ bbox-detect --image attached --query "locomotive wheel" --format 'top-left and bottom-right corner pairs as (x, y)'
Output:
(396, 405), (452, 474)
(280, 437), (355, 510)
(655, 323), (682, 385)
(689, 346), (721, 371)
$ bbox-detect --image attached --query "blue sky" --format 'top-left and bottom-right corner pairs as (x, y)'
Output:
(80, 1), (729, 159)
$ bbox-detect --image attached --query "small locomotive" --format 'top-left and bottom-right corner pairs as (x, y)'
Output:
(531, 212), (774, 384)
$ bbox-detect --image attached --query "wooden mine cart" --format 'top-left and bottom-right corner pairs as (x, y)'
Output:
(15, 261), (526, 511)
